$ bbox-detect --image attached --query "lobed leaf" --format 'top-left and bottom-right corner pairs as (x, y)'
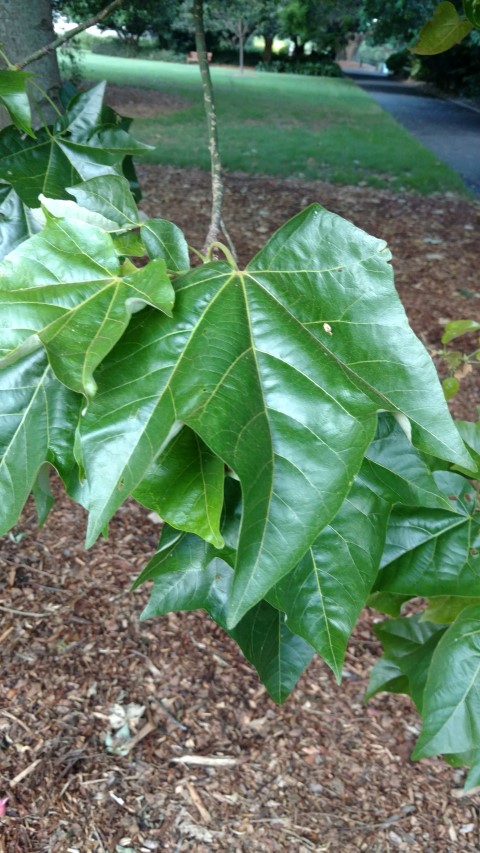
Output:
(77, 205), (471, 627)
(0, 83), (150, 209)
(376, 471), (480, 597)
(0, 218), (174, 400)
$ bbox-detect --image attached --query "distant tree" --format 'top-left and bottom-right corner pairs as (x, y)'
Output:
(55, 0), (179, 49)
(363, 0), (437, 44)
(280, 0), (364, 58)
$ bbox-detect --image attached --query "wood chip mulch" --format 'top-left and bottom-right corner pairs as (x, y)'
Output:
(1, 151), (480, 851)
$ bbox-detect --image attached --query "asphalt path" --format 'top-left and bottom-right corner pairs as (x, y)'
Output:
(347, 72), (480, 196)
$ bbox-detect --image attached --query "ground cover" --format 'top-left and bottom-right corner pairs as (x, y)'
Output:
(70, 53), (469, 194)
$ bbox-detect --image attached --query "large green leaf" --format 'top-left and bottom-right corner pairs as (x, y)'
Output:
(0, 350), (81, 536)
(360, 413), (453, 510)
(366, 615), (446, 710)
(135, 497), (314, 704)
(376, 471), (480, 597)
(267, 479), (390, 679)
(0, 69), (34, 137)
(413, 604), (480, 758)
(412, 1), (473, 54)
(133, 426), (225, 547)
(0, 217), (174, 400)
(77, 205), (470, 626)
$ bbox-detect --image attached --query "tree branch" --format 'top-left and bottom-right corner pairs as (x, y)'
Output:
(193, 0), (224, 253)
(16, 0), (128, 70)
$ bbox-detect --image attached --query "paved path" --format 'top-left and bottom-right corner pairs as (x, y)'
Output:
(347, 72), (480, 196)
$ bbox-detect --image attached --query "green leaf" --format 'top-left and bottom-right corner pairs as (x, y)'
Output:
(453, 419), (480, 479)
(412, 1), (473, 54)
(0, 185), (41, 261)
(113, 232), (146, 257)
(441, 749), (480, 791)
(77, 205), (470, 627)
(0, 350), (81, 536)
(0, 69), (35, 137)
(0, 218), (174, 400)
(133, 426), (225, 547)
(58, 81), (107, 135)
(422, 595), (480, 624)
(135, 502), (313, 704)
(267, 479), (390, 680)
(0, 90), (150, 208)
(0, 126), (78, 208)
(232, 600), (315, 704)
(376, 471), (480, 597)
(141, 219), (190, 272)
(413, 604), (480, 758)
(32, 462), (54, 526)
(360, 413), (454, 510)
(465, 759), (480, 790)
(442, 319), (480, 344)
(367, 615), (446, 710)
(367, 590), (411, 617)
(464, 0), (480, 28)
(365, 656), (409, 701)
(67, 174), (139, 229)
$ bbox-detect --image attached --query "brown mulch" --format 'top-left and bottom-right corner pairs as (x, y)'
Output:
(1, 90), (480, 851)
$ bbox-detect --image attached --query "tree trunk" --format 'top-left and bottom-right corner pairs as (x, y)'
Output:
(239, 30), (244, 75)
(263, 35), (274, 63)
(0, 0), (61, 128)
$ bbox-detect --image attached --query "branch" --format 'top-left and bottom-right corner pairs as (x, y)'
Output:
(16, 0), (128, 70)
(193, 0), (224, 253)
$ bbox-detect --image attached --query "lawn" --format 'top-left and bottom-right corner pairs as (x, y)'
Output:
(73, 53), (468, 194)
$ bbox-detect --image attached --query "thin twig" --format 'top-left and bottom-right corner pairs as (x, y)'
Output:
(193, 0), (224, 253)
(16, 0), (128, 70)
(171, 754), (238, 767)
(10, 758), (42, 788)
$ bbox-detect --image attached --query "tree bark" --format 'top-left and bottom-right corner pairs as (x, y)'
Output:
(0, 0), (61, 128)
(262, 35), (274, 63)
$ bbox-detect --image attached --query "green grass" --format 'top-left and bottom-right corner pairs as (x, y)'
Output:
(73, 53), (469, 195)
